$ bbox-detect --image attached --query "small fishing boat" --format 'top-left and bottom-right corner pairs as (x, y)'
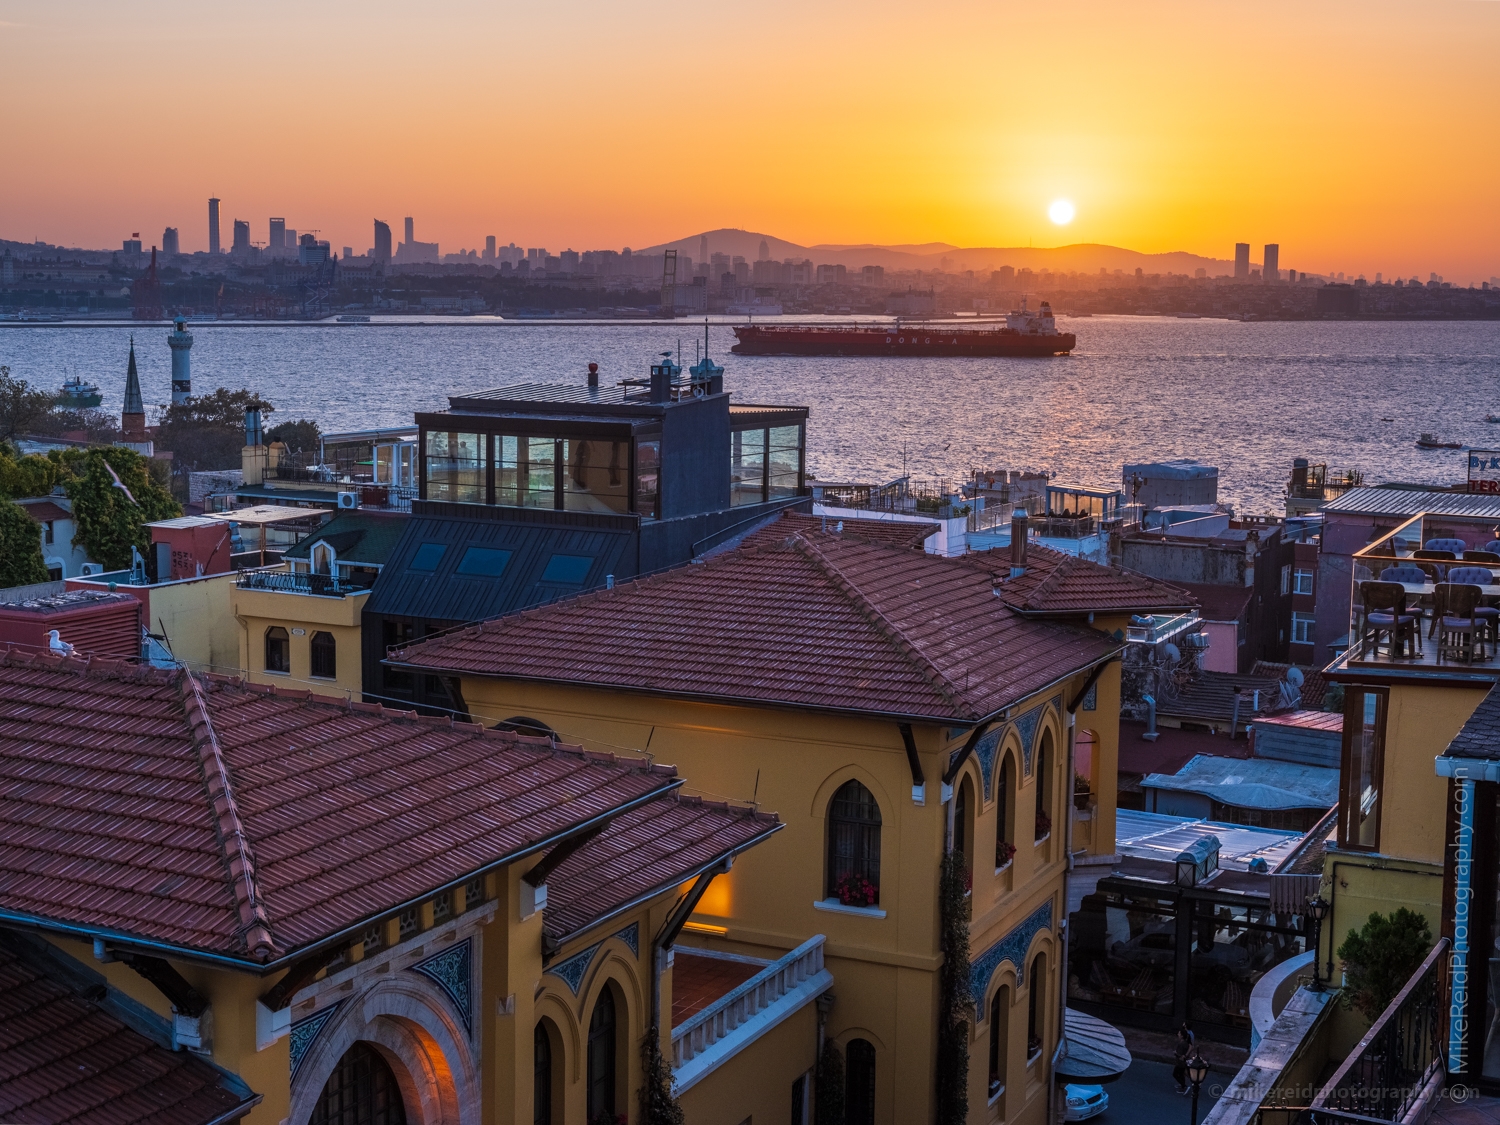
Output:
(56, 374), (103, 408)
(1485, 414), (1500, 423)
(1416, 433), (1463, 450)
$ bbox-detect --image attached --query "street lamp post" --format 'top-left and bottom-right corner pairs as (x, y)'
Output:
(1306, 895), (1329, 992)
(1186, 1050), (1210, 1125)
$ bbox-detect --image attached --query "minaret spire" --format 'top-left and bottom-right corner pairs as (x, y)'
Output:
(122, 335), (146, 440)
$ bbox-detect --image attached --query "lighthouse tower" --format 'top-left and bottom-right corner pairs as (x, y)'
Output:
(167, 316), (193, 404)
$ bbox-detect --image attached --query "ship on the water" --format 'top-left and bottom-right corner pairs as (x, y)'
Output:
(56, 374), (103, 408)
(730, 300), (1075, 357)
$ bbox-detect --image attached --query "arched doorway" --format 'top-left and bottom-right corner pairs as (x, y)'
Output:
(310, 1041), (409, 1125)
(586, 987), (618, 1122)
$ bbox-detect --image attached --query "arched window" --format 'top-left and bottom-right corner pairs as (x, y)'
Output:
(1027, 954), (1046, 1060)
(309, 1041), (408, 1125)
(533, 1022), (553, 1125)
(846, 1038), (876, 1125)
(312, 541), (336, 575)
(493, 715), (557, 739)
(310, 631), (337, 679)
(265, 626), (290, 674)
(995, 754), (1016, 869)
(1035, 731), (1054, 841)
(988, 984), (1011, 1099)
(827, 780), (882, 906)
(586, 987), (617, 1122)
(954, 776), (974, 870)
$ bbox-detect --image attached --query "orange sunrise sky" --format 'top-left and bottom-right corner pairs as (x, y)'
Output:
(3, 0), (1498, 281)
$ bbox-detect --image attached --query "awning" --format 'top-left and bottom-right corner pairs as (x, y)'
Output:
(1054, 1009), (1132, 1082)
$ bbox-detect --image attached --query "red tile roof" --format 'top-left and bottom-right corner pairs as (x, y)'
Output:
(544, 794), (782, 945)
(18, 501), (71, 524)
(670, 950), (763, 1027)
(1118, 720), (1252, 776)
(0, 932), (257, 1125)
(395, 533), (1121, 723)
(0, 651), (681, 963)
(1179, 582), (1255, 622)
(1250, 661), (1331, 714)
(740, 510), (939, 551)
(977, 542), (1198, 617)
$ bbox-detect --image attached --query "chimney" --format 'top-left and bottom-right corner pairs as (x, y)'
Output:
(587, 362), (599, 389)
(1291, 457), (1309, 497)
(1010, 508), (1029, 577)
(649, 360), (672, 403)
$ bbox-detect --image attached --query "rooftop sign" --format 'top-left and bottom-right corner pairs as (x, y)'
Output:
(1468, 449), (1500, 494)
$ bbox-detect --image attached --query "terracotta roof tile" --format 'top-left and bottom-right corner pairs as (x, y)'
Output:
(544, 794), (782, 944)
(395, 534), (1121, 723)
(0, 932), (257, 1125)
(1250, 661), (1332, 714)
(0, 651), (680, 961)
(976, 542), (1198, 616)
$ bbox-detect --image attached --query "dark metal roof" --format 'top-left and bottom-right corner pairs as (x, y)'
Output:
(364, 512), (638, 625)
(1322, 488), (1500, 519)
(281, 511), (409, 567)
(1444, 685), (1500, 761)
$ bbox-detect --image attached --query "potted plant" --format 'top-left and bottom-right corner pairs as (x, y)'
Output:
(834, 871), (878, 908)
(1034, 810), (1052, 841)
(995, 840), (1016, 869)
(1073, 772), (1092, 811)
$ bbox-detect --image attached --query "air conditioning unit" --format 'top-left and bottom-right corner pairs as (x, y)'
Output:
(80, 562), (104, 576)
(336, 491), (359, 510)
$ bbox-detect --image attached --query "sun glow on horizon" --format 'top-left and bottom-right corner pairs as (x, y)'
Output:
(1048, 200), (1076, 226)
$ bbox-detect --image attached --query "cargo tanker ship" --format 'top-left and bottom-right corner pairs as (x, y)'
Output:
(730, 300), (1075, 357)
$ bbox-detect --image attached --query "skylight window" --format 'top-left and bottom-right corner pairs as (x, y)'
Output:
(409, 542), (446, 572)
(539, 554), (592, 585)
(456, 546), (512, 577)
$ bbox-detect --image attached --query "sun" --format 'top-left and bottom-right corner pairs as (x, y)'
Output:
(1048, 199), (1075, 225)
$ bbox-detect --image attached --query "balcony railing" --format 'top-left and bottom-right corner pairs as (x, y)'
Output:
(672, 935), (832, 1092)
(235, 570), (364, 597)
(1310, 936), (1449, 1122)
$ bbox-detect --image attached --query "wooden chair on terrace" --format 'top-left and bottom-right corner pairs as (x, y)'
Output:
(1362, 580), (1421, 657)
(1463, 550), (1500, 564)
(1434, 582), (1485, 662)
(1447, 570), (1500, 650)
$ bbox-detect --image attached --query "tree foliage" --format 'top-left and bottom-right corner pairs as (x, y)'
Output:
(0, 443), (64, 499)
(1336, 908), (1433, 1020)
(0, 366), (59, 441)
(266, 417), (320, 455)
(936, 849), (972, 1125)
(63, 446), (180, 571)
(815, 1037), (845, 1125)
(638, 1034), (685, 1125)
(156, 387), (275, 476)
(0, 501), (49, 587)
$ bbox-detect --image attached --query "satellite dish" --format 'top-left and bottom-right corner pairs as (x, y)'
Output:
(1285, 667), (1305, 687)
(1163, 643), (1181, 662)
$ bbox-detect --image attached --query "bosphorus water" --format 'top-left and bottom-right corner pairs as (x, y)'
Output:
(5, 316), (1498, 514)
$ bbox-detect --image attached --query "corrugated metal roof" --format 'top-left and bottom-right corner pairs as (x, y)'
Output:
(1322, 488), (1500, 518)
(1115, 807), (1303, 871)
(365, 514), (637, 624)
(1141, 753), (1340, 809)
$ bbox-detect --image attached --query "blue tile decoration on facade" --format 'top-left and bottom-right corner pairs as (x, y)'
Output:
(612, 922), (639, 957)
(408, 937), (473, 1035)
(970, 900), (1052, 1009)
(974, 727), (1002, 793)
(1016, 703), (1045, 775)
(548, 941), (602, 995)
(290, 1000), (344, 1080)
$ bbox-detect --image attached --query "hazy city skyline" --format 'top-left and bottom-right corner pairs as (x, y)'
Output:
(1, 1), (1498, 280)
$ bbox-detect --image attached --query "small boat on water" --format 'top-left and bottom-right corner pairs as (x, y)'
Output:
(1485, 414), (1500, 423)
(336, 314), (371, 323)
(56, 375), (103, 408)
(1416, 433), (1463, 450)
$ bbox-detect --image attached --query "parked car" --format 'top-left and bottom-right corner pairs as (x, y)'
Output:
(1064, 1084), (1109, 1121)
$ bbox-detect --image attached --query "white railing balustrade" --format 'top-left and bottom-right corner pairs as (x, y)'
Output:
(672, 936), (830, 1082)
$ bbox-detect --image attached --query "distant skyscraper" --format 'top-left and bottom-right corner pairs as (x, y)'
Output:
(1263, 244), (1279, 282)
(758, 238), (770, 261)
(1234, 243), (1250, 280)
(485, 235), (496, 260)
(699, 233), (708, 263)
(208, 197), (221, 255)
(404, 217), (415, 245)
(374, 219), (392, 262)
(161, 227), (180, 256)
(269, 217), (286, 250)
(232, 220), (251, 254)
(167, 317), (193, 405)
(122, 235), (143, 256)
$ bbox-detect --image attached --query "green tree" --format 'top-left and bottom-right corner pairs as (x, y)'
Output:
(1336, 908), (1433, 1020)
(63, 446), (180, 572)
(0, 443), (63, 498)
(936, 849), (972, 1125)
(0, 366), (59, 440)
(265, 417), (320, 454)
(0, 500), (49, 587)
(638, 1035), (685, 1125)
(156, 387), (274, 476)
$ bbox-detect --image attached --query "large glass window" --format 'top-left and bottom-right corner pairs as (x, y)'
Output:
(1340, 688), (1386, 849)
(310, 631), (336, 679)
(1036, 731), (1054, 842)
(996, 754), (1016, 869)
(264, 626), (289, 674)
(1027, 954), (1046, 1059)
(988, 985), (1010, 1099)
(731, 428), (766, 506)
(827, 780), (882, 905)
(564, 438), (629, 514)
(425, 431), (484, 504)
(768, 424), (803, 500)
(635, 439), (660, 519)
(521, 437), (557, 509)
(309, 1041), (407, 1125)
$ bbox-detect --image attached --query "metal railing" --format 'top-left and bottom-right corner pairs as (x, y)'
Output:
(1309, 937), (1449, 1123)
(672, 936), (826, 1071)
(235, 570), (363, 597)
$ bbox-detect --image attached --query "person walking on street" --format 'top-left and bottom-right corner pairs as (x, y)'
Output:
(1173, 1024), (1196, 1094)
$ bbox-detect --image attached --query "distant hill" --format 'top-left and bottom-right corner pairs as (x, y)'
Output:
(643, 228), (1238, 275)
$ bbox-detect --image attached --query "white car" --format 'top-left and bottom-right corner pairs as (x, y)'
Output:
(1064, 1083), (1109, 1121)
